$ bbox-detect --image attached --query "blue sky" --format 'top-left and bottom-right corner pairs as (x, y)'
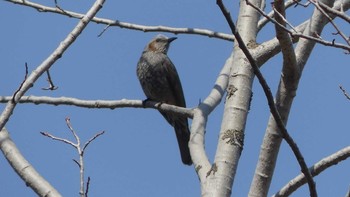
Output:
(1, 0), (350, 196)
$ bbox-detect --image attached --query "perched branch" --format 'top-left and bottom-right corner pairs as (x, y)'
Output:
(42, 117), (104, 197)
(5, 0), (234, 42)
(217, 0), (317, 196)
(0, 96), (194, 119)
(274, 145), (350, 196)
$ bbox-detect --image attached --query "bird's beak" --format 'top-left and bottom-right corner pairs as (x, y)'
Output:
(168, 37), (177, 43)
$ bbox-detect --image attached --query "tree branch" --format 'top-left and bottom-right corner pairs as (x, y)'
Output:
(5, 0), (235, 42)
(0, 96), (194, 119)
(257, 0), (300, 30)
(42, 118), (104, 197)
(309, 0), (350, 46)
(217, 0), (317, 196)
(0, 0), (105, 131)
(0, 128), (62, 197)
(246, 0), (350, 52)
(274, 145), (350, 196)
(190, 54), (232, 181)
(318, 1), (350, 23)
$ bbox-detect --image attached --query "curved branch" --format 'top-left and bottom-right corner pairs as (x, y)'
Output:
(5, 0), (235, 42)
(190, 54), (232, 181)
(274, 146), (350, 196)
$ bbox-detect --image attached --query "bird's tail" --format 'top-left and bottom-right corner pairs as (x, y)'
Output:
(174, 119), (192, 165)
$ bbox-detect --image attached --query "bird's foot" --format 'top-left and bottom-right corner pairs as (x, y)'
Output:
(142, 98), (152, 108)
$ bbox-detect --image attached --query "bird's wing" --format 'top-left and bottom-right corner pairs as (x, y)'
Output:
(162, 56), (187, 108)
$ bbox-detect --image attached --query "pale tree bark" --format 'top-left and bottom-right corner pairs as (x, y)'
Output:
(2, 0), (350, 196)
(249, 0), (350, 196)
(199, 0), (263, 196)
(0, 128), (61, 197)
(0, 0), (105, 196)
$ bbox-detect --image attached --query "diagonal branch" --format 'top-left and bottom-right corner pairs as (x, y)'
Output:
(247, 0), (350, 52)
(216, 0), (317, 196)
(318, 1), (350, 23)
(0, 0), (106, 131)
(274, 145), (350, 196)
(309, 0), (350, 46)
(0, 128), (62, 196)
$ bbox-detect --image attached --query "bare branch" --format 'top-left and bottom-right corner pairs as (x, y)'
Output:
(5, 0), (234, 42)
(85, 177), (91, 197)
(274, 145), (350, 196)
(0, 128), (62, 196)
(258, 0), (300, 30)
(318, 1), (350, 22)
(43, 118), (104, 197)
(42, 70), (58, 90)
(40, 131), (78, 149)
(0, 96), (194, 119)
(82, 131), (105, 156)
(309, 0), (350, 46)
(217, 0), (317, 196)
(12, 62), (28, 103)
(339, 85), (350, 100)
(0, 0), (106, 132)
(247, 0), (350, 52)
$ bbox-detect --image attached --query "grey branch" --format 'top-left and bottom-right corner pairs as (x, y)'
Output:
(1, 128), (62, 197)
(246, 0), (350, 52)
(0, 96), (194, 119)
(43, 118), (105, 197)
(5, 0), (234, 42)
(274, 145), (350, 196)
(0, 0), (105, 131)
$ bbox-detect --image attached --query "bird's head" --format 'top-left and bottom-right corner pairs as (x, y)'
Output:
(144, 34), (177, 54)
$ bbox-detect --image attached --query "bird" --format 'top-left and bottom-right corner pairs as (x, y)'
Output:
(136, 34), (192, 165)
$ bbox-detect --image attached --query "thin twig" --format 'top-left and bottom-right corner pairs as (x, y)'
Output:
(318, 1), (350, 23)
(85, 176), (91, 197)
(42, 69), (58, 90)
(339, 85), (350, 100)
(82, 131), (105, 156)
(42, 118), (105, 197)
(98, 24), (111, 37)
(0, 0), (106, 131)
(246, 0), (350, 52)
(12, 62), (28, 103)
(309, 0), (350, 46)
(216, 0), (317, 196)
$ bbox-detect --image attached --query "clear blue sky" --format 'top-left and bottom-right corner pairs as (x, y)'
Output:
(1, 1), (350, 196)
